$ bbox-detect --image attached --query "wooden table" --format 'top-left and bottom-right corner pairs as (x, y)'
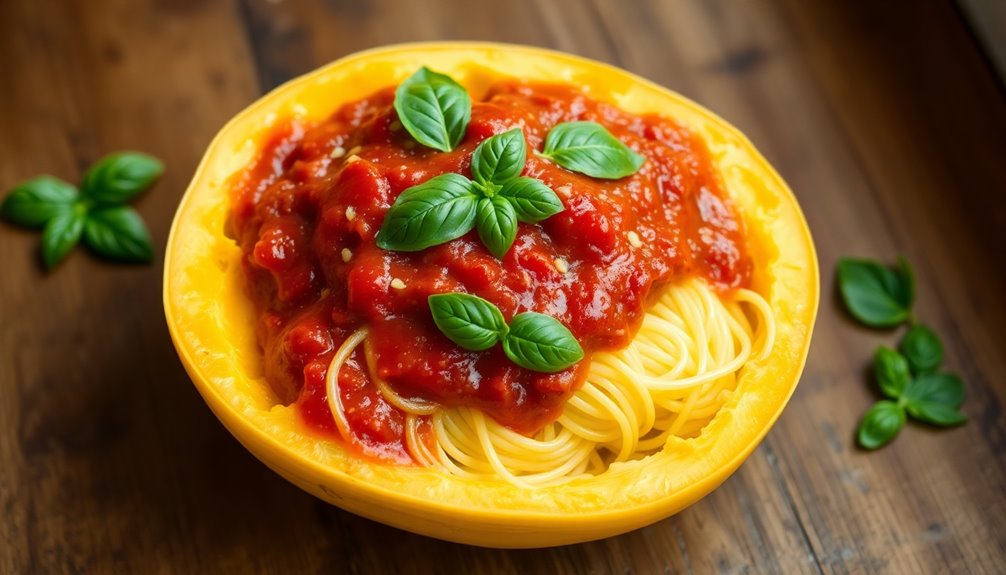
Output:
(2, 1), (1004, 572)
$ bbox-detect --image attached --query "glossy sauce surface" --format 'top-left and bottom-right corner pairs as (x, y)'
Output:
(229, 81), (750, 462)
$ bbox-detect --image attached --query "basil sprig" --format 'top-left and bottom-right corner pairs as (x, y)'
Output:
(429, 293), (583, 373)
(376, 128), (563, 258)
(1, 152), (161, 269)
(538, 121), (645, 179)
(838, 257), (967, 449)
(394, 67), (471, 152)
(860, 345), (967, 449)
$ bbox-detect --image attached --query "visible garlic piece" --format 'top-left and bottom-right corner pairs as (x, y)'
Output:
(341, 248), (352, 263)
(390, 278), (406, 290)
(627, 230), (642, 248)
(345, 206), (357, 221)
(553, 258), (569, 274)
(330, 146), (346, 159)
(348, 145), (362, 156)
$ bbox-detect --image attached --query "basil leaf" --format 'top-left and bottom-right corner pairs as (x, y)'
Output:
(900, 324), (943, 375)
(903, 373), (965, 410)
(498, 177), (564, 223)
(393, 67), (471, 152)
(376, 173), (479, 251)
(471, 128), (526, 186)
(502, 312), (584, 373)
(82, 152), (163, 205)
(874, 346), (910, 399)
(539, 121), (645, 179)
(428, 293), (508, 351)
(857, 400), (905, 450)
(42, 208), (86, 269)
(837, 258), (914, 327)
(1, 176), (78, 228)
(905, 402), (967, 427)
(83, 206), (154, 263)
(475, 196), (518, 259)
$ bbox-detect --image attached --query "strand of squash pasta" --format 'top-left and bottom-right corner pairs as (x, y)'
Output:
(326, 277), (775, 488)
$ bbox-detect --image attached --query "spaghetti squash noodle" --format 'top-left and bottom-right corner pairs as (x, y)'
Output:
(326, 277), (774, 487)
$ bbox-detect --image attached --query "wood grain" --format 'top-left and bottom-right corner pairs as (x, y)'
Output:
(1, 0), (1003, 573)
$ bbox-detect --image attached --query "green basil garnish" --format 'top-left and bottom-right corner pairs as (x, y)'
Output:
(428, 294), (583, 373)
(2, 152), (161, 271)
(498, 177), (564, 223)
(841, 256), (967, 449)
(378, 124), (564, 259)
(375, 173), (480, 252)
(0, 176), (78, 228)
(837, 257), (914, 327)
(475, 196), (518, 259)
(381, 70), (572, 258)
(42, 208), (86, 269)
(874, 346), (910, 399)
(900, 324), (943, 375)
(394, 67), (471, 152)
(857, 400), (905, 450)
(503, 312), (585, 373)
(428, 293), (508, 351)
(84, 206), (154, 263)
(471, 128), (526, 187)
(82, 152), (164, 205)
(538, 121), (645, 179)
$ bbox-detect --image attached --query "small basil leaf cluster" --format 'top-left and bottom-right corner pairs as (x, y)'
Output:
(429, 293), (584, 373)
(376, 128), (563, 258)
(1, 152), (161, 269)
(837, 258), (967, 449)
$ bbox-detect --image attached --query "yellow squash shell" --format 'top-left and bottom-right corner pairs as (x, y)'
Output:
(164, 42), (818, 547)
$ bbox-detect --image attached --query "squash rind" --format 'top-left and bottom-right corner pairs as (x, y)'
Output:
(164, 42), (819, 548)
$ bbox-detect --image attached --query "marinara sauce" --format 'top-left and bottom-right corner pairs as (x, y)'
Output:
(228, 81), (750, 463)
